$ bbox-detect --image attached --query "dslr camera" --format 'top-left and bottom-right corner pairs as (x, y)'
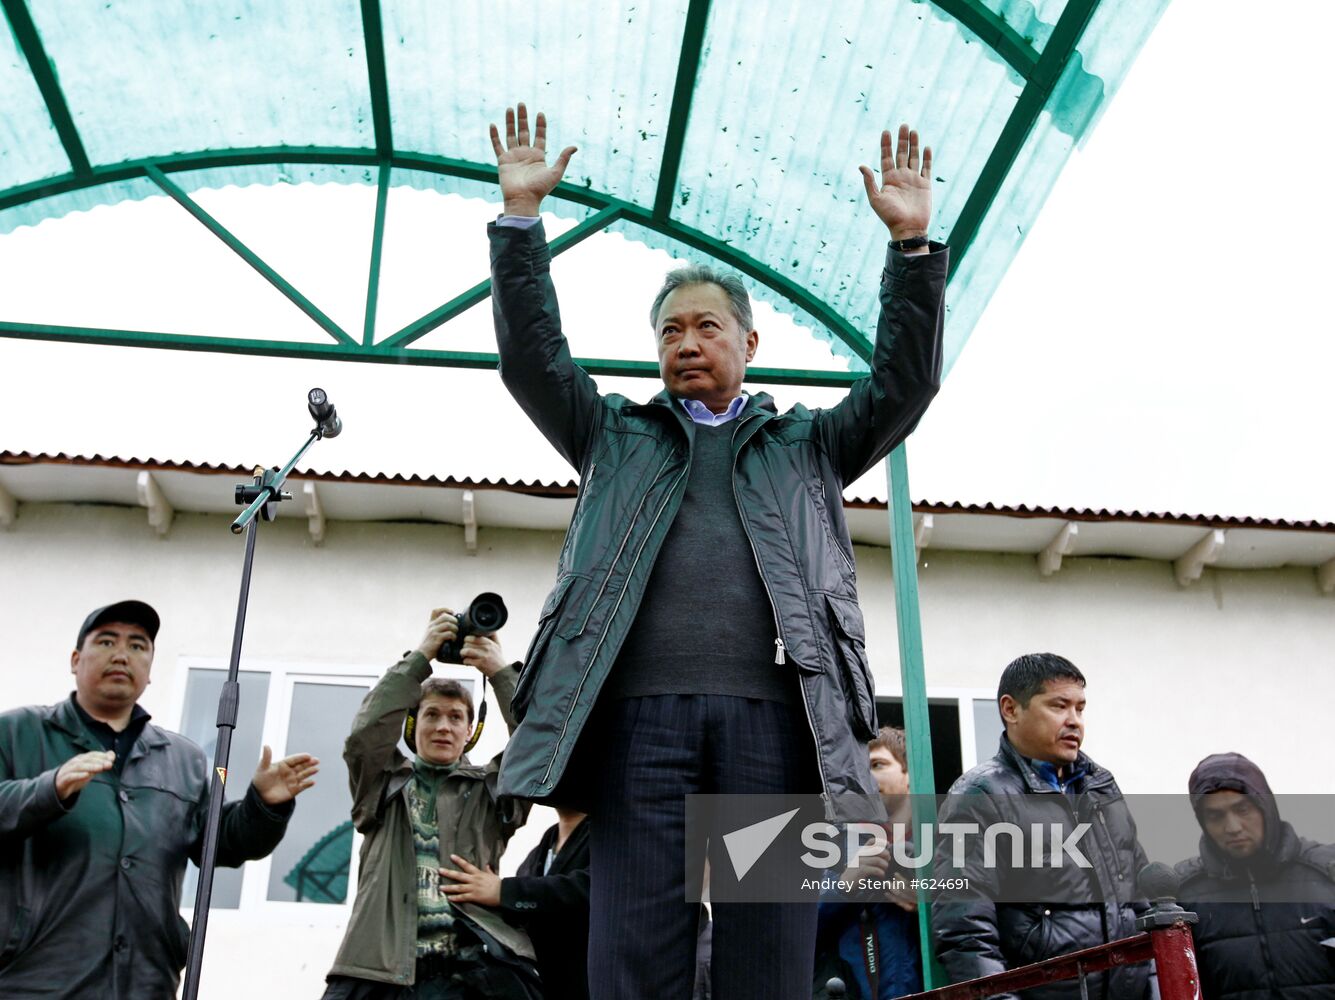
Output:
(436, 592), (508, 664)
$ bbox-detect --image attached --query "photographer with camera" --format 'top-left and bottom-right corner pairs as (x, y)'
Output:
(320, 601), (541, 1000)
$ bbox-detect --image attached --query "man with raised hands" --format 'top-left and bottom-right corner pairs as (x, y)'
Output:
(487, 102), (946, 999)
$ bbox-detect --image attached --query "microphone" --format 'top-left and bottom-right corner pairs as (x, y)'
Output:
(307, 387), (343, 439)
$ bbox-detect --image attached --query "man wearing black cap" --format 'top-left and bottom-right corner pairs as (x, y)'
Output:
(1176, 752), (1335, 999)
(0, 599), (321, 1000)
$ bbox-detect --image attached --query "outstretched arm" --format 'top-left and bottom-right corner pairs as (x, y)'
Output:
(488, 103), (601, 470)
(341, 611), (455, 829)
(818, 124), (947, 483)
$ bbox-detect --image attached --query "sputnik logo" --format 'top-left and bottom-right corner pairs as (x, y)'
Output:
(721, 808), (801, 880)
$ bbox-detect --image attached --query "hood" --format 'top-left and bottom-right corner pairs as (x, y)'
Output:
(1188, 751), (1285, 864)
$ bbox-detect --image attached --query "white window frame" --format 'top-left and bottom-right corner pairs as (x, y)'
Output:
(873, 685), (999, 773)
(170, 654), (479, 928)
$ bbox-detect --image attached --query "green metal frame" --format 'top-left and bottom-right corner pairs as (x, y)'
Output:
(0, 0), (1093, 364)
(654, 0), (712, 221)
(886, 441), (946, 986)
(1, 0), (91, 176)
(0, 147), (873, 362)
(0, 2), (1108, 986)
(945, 0), (1099, 273)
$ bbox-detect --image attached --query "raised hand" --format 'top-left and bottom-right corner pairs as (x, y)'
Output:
(489, 102), (578, 218)
(859, 124), (933, 241)
(415, 607), (459, 662)
(460, 632), (506, 679)
(55, 750), (115, 801)
(251, 745), (319, 805)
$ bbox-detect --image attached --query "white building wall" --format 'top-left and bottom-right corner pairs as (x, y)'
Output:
(2, 501), (1332, 998)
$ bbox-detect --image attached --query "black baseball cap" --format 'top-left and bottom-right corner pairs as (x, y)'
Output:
(76, 600), (161, 649)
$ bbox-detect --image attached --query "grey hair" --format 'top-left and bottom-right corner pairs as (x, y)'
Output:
(649, 264), (754, 333)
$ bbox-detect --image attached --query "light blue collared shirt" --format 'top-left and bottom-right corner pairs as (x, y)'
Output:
(679, 394), (748, 426)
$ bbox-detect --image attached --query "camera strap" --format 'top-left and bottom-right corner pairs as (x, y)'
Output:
(860, 906), (880, 998)
(461, 676), (488, 754)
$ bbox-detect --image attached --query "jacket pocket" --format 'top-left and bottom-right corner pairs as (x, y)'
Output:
(512, 574), (581, 722)
(1014, 905), (1051, 964)
(825, 594), (876, 741)
(808, 481), (856, 578)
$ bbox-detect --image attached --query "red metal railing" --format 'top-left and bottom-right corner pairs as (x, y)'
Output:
(892, 921), (1201, 999)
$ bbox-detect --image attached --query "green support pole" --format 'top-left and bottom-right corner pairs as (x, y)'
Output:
(362, 161), (391, 345)
(884, 440), (943, 988)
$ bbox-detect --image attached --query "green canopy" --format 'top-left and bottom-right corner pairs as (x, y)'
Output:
(1, 0), (1166, 377)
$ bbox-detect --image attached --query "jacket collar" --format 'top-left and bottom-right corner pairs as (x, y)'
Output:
(997, 734), (1109, 793)
(637, 389), (778, 446)
(45, 695), (171, 759)
(548, 816), (591, 874)
(385, 753), (490, 811)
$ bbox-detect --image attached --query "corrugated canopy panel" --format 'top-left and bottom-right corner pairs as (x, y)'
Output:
(0, 0), (1168, 377)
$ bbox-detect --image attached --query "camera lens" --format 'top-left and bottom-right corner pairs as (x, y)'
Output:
(469, 593), (508, 632)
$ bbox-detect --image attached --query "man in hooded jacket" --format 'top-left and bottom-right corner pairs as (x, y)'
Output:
(1176, 752), (1335, 999)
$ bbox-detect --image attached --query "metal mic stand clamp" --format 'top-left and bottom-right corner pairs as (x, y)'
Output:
(181, 390), (339, 1000)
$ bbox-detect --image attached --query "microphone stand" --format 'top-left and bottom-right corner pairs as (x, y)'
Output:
(181, 411), (332, 1000)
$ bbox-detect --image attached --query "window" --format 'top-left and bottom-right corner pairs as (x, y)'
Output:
(172, 657), (478, 917)
(875, 688), (998, 793)
(179, 668), (270, 910)
(264, 680), (368, 904)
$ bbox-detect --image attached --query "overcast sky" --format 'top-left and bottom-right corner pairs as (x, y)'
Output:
(1, 0), (1331, 523)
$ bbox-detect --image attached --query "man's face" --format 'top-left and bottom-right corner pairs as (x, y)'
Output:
(414, 695), (472, 766)
(870, 747), (909, 806)
(70, 622), (154, 713)
(1200, 790), (1266, 860)
(655, 283), (758, 411)
(1001, 678), (1086, 766)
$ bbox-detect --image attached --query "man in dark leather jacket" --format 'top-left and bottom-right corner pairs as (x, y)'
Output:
(485, 102), (945, 1000)
(932, 653), (1153, 1000)
(0, 599), (318, 1000)
(1176, 752), (1335, 999)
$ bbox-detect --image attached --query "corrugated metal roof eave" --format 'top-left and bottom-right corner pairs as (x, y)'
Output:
(5, 450), (1333, 535)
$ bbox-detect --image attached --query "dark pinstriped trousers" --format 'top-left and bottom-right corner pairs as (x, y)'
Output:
(586, 694), (820, 1000)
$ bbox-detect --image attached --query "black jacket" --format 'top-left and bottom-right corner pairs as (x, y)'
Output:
(931, 735), (1152, 1000)
(488, 220), (947, 819)
(0, 697), (292, 999)
(1176, 752), (1335, 999)
(500, 819), (592, 999)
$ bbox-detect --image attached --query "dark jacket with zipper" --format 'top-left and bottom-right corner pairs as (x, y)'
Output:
(0, 696), (293, 999)
(931, 735), (1153, 1000)
(499, 818), (592, 999)
(1176, 752), (1335, 999)
(488, 220), (947, 818)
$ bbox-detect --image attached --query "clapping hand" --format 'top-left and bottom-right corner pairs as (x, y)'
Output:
(251, 745), (319, 805)
(54, 750), (116, 801)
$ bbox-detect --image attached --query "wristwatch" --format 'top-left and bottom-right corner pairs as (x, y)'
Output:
(890, 235), (930, 252)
